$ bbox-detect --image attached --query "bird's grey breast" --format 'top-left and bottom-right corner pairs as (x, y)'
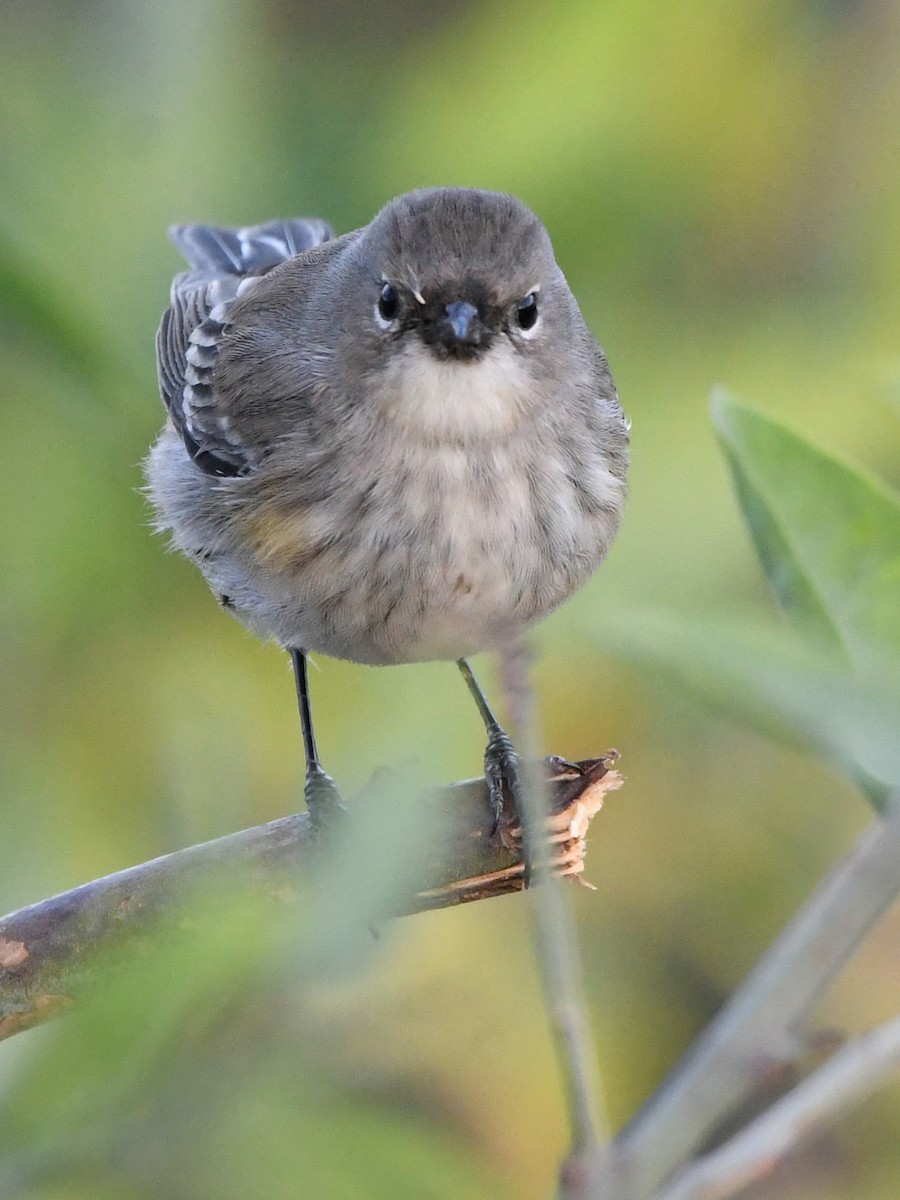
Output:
(231, 342), (625, 664)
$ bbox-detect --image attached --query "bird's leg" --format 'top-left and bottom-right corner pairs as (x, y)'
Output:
(290, 648), (343, 824)
(457, 658), (523, 838)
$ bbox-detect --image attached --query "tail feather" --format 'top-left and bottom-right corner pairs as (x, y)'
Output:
(169, 218), (333, 277)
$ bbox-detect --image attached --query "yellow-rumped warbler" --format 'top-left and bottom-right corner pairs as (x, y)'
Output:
(147, 188), (629, 824)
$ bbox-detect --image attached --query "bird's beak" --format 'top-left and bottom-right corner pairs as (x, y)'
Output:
(444, 300), (479, 342)
(424, 298), (490, 360)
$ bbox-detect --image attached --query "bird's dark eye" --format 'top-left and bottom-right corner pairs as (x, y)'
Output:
(516, 291), (539, 330)
(378, 281), (399, 323)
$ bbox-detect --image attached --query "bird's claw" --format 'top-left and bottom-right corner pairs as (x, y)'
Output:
(304, 767), (346, 833)
(484, 729), (542, 886)
(484, 727), (521, 834)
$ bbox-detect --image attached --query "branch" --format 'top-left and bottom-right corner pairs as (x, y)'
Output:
(596, 797), (900, 1199)
(0, 755), (621, 1043)
(652, 1013), (900, 1200)
(497, 642), (611, 1185)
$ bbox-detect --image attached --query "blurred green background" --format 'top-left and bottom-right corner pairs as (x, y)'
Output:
(1, 0), (898, 1196)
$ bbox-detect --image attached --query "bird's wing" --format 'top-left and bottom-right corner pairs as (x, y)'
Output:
(155, 218), (333, 477)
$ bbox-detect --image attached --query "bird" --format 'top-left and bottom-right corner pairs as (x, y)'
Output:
(147, 187), (629, 838)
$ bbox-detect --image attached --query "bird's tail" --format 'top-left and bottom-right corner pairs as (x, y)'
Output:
(168, 218), (333, 278)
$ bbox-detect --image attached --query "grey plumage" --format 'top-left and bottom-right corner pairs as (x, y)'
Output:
(147, 188), (629, 667)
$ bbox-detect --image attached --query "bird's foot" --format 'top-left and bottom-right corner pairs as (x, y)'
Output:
(304, 766), (346, 834)
(485, 752), (610, 888)
(484, 726), (521, 834)
(485, 727), (544, 887)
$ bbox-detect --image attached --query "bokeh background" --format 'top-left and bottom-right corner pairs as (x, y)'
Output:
(1, 1), (898, 1197)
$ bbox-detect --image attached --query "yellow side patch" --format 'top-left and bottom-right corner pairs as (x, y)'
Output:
(240, 503), (320, 571)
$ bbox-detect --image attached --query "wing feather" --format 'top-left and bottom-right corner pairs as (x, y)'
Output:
(155, 217), (334, 477)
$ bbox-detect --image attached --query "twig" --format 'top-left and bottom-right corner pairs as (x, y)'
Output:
(652, 1013), (900, 1200)
(496, 641), (611, 1192)
(0, 758), (621, 1043)
(598, 797), (900, 1199)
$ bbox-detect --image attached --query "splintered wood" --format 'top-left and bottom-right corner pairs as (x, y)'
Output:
(415, 754), (623, 907)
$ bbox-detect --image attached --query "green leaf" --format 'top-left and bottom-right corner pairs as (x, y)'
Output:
(711, 392), (900, 677)
(602, 611), (896, 806)
(608, 397), (900, 807)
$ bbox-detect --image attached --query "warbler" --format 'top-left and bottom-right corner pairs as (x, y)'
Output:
(147, 187), (628, 825)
